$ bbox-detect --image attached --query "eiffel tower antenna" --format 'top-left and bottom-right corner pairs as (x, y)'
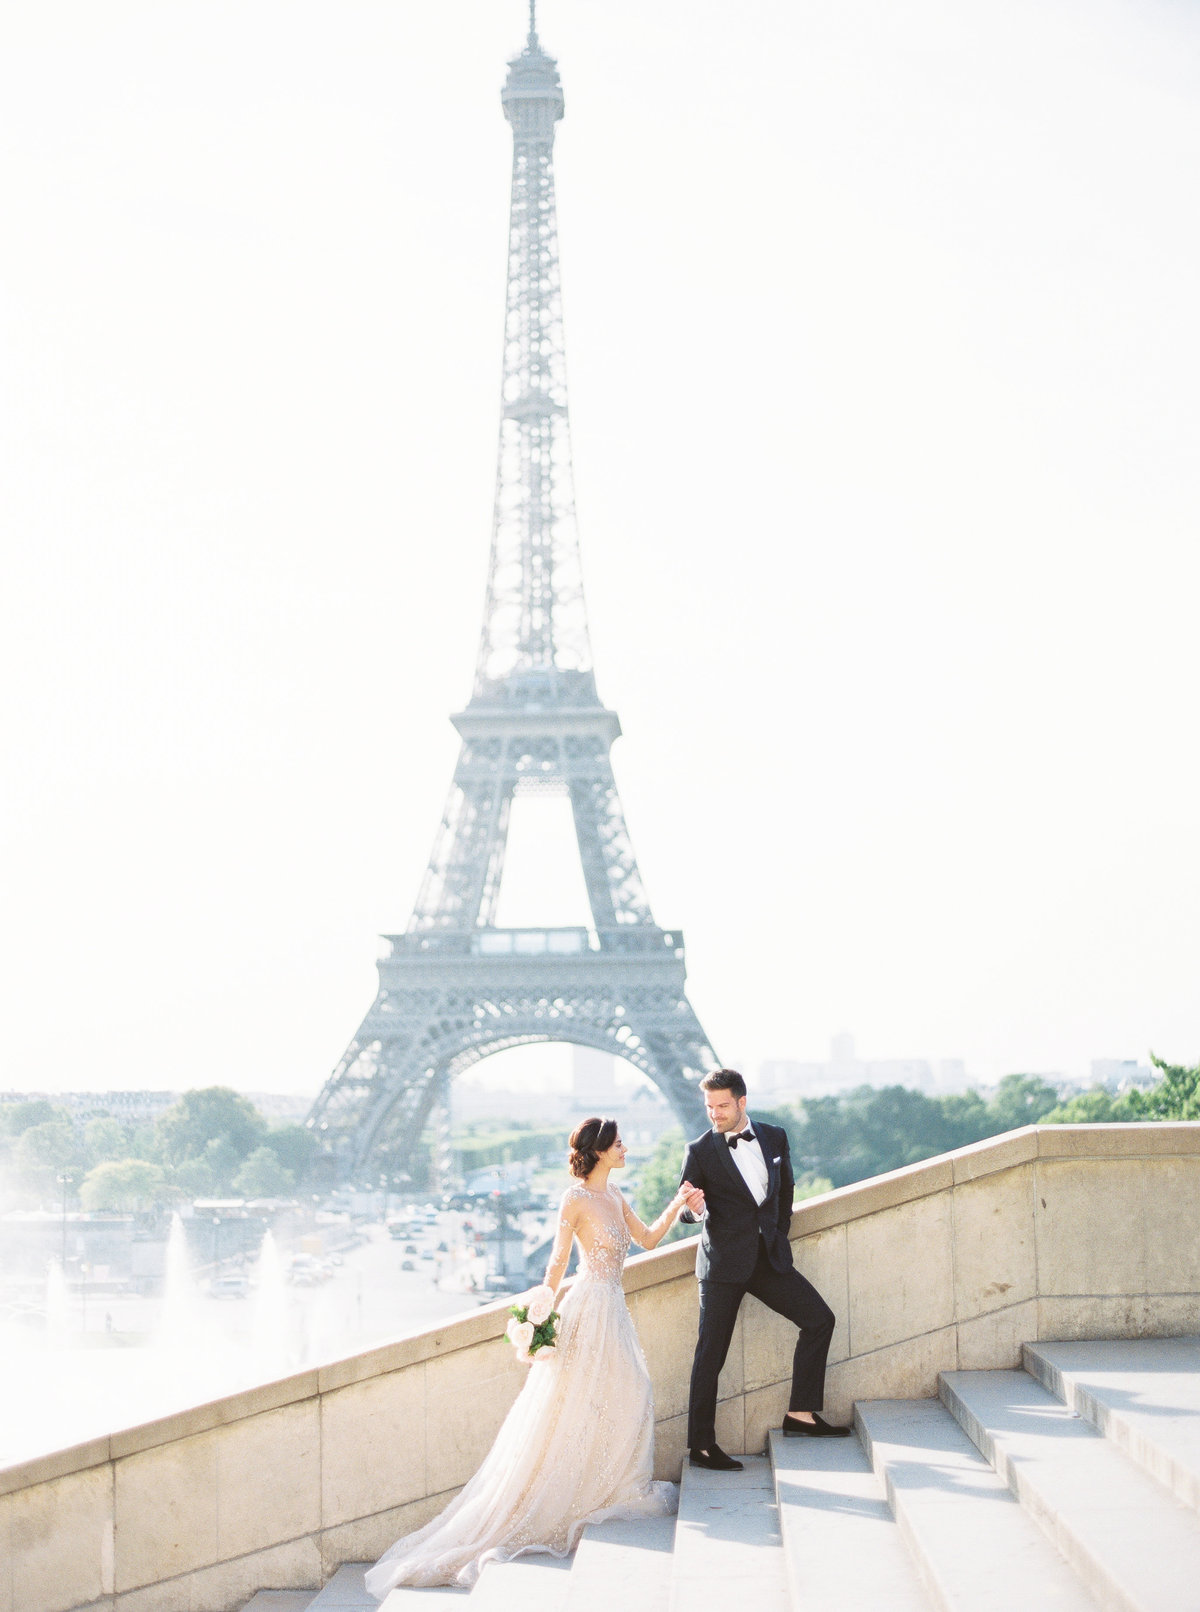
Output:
(308, 13), (717, 1180)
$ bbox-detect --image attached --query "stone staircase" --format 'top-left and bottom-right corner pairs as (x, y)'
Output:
(239, 1338), (1200, 1612)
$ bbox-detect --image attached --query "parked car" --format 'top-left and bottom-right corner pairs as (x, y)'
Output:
(401, 1260), (416, 1272)
(210, 1273), (250, 1300)
(288, 1254), (333, 1286)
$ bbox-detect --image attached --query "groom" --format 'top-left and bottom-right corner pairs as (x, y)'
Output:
(678, 1068), (849, 1470)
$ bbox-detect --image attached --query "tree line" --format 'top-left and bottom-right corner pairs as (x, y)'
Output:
(0, 1087), (318, 1212)
(634, 1056), (1198, 1217)
(6, 1055), (1196, 1217)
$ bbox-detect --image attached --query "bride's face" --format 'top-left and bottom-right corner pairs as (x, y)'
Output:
(598, 1135), (627, 1169)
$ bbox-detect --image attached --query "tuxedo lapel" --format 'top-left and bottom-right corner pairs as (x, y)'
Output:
(711, 1128), (757, 1202)
(760, 1123), (780, 1198)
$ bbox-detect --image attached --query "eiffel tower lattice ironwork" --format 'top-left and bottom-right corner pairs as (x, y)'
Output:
(308, 7), (717, 1179)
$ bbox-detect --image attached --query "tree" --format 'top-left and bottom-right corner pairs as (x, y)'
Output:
(155, 1087), (267, 1169)
(234, 1146), (296, 1199)
(172, 1155), (217, 1198)
(84, 1116), (128, 1166)
(634, 1128), (697, 1244)
(785, 1074), (1067, 1189)
(1122, 1054), (1200, 1121)
(14, 1120), (76, 1169)
(262, 1123), (319, 1184)
(81, 1159), (168, 1212)
(988, 1074), (1061, 1130)
(2, 1099), (70, 1135)
(14, 1120), (81, 1194)
(1040, 1088), (1128, 1125)
(937, 1090), (995, 1150)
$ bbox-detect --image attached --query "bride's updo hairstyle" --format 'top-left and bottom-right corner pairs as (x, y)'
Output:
(568, 1116), (618, 1178)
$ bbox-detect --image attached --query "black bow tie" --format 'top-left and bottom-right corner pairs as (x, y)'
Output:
(727, 1130), (755, 1149)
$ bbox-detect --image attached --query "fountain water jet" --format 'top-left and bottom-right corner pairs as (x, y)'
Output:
(249, 1229), (291, 1376)
(155, 1212), (201, 1351)
(45, 1259), (70, 1349)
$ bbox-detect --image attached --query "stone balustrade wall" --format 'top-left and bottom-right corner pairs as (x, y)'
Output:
(4, 1122), (1199, 1612)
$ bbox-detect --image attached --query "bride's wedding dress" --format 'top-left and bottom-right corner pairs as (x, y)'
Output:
(364, 1181), (679, 1595)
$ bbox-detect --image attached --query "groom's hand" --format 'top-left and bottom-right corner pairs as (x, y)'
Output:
(681, 1181), (705, 1215)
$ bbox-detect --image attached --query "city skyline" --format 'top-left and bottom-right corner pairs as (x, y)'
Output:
(2, 1), (1197, 1098)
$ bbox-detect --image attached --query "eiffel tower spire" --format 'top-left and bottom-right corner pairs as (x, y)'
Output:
(476, 15), (588, 703)
(408, 19), (641, 935)
(308, 13), (717, 1180)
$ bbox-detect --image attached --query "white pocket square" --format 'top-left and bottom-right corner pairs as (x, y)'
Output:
(773, 1155), (781, 1163)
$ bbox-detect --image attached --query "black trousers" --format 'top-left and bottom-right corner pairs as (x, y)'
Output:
(687, 1239), (836, 1450)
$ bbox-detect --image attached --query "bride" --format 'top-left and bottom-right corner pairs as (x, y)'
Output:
(364, 1116), (691, 1596)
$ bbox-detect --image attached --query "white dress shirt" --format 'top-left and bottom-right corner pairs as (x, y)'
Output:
(725, 1120), (769, 1205)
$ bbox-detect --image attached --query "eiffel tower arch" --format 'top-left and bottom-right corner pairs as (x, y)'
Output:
(308, 7), (718, 1180)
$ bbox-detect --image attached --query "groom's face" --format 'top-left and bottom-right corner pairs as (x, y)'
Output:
(705, 1090), (747, 1133)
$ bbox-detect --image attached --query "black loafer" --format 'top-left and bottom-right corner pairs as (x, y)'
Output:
(782, 1412), (851, 1438)
(688, 1443), (744, 1470)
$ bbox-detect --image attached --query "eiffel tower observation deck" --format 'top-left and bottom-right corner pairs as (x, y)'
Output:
(308, 4), (718, 1179)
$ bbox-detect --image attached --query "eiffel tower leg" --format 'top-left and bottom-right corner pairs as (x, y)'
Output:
(633, 1005), (717, 1137)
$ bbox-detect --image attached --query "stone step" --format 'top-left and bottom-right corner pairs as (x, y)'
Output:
(564, 1514), (676, 1612)
(855, 1398), (1100, 1612)
(306, 1562), (376, 1610)
(240, 1594), (317, 1612)
(1023, 1337), (1200, 1515)
(668, 1455), (789, 1612)
(767, 1427), (928, 1612)
(940, 1369), (1200, 1612)
(378, 1579), (471, 1610)
(469, 1553), (574, 1612)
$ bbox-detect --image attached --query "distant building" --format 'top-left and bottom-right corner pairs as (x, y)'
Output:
(758, 1038), (973, 1102)
(243, 1093), (315, 1123)
(0, 1090), (178, 1125)
(454, 1062), (675, 1149)
(1091, 1059), (1157, 1092)
(571, 1046), (618, 1110)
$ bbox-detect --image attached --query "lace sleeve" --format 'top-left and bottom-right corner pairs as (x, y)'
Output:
(543, 1188), (580, 1293)
(616, 1185), (683, 1252)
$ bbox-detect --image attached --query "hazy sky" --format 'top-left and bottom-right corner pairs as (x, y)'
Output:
(2, 0), (1197, 1098)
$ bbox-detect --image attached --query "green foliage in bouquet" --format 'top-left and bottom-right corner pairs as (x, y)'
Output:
(506, 1289), (560, 1360)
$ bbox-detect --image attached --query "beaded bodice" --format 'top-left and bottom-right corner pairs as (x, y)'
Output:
(561, 1182), (630, 1286)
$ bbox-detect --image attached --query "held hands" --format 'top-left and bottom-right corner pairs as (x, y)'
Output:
(679, 1180), (706, 1217)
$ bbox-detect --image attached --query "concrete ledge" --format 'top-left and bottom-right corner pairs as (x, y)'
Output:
(8, 1123), (1200, 1612)
(1036, 1120), (1200, 1157)
(0, 1438), (112, 1500)
(953, 1128), (1040, 1183)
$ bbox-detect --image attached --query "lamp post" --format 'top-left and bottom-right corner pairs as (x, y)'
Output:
(56, 1170), (76, 1271)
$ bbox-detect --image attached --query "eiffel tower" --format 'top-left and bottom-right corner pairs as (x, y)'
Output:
(308, 5), (718, 1180)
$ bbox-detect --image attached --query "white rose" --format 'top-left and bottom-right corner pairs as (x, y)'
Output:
(505, 1316), (524, 1344)
(511, 1319), (534, 1353)
(526, 1285), (554, 1326)
(532, 1344), (556, 1361)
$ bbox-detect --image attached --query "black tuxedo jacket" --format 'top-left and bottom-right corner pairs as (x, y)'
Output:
(677, 1120), (796, 1284)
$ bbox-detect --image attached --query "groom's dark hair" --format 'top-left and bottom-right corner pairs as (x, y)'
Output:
(700, 1068), (747, 1099)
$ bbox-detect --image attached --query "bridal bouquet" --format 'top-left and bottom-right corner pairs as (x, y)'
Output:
(506, 1284), (559, 1364)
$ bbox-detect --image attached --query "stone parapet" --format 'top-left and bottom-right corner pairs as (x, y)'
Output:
(4, 1123), (1199, 1612)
